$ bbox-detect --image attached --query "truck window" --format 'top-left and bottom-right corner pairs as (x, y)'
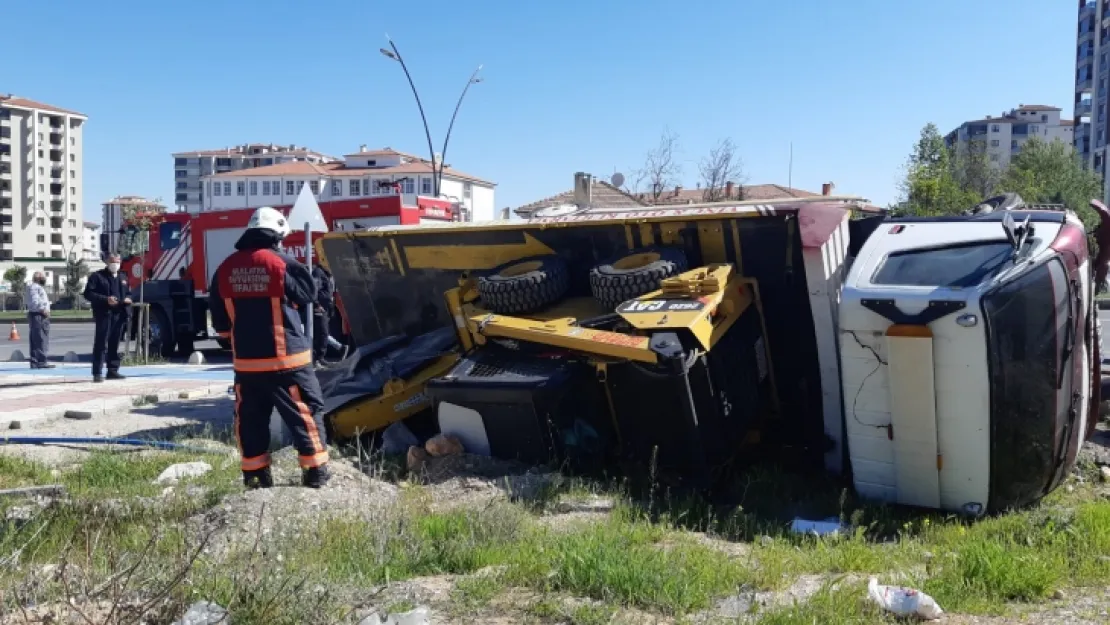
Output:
(872, 241), (1012, 288)
(159, 222), (183, 251)
(117, 226), (149, 260)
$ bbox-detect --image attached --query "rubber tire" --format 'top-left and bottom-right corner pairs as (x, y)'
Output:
(148, 306), (176, 358)
(477, 254), (570, 314)
(590, 247), (689, 310)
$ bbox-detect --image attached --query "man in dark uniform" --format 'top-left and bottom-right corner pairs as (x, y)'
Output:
(209, 207), (330, 489)
(311, 260), (334, 366)
(83, 254), (132, 383)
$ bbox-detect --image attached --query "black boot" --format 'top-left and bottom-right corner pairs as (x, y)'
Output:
(302, 464), (331, 489)
(243, 467), (274, 489)
(106, 371), (126, 380)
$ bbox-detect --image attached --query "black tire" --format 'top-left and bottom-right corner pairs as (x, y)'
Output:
(177, 334), (195, 357)
(590, 247), (689, 310)
(478, 255), (570, 314)
(148, 306), (176, 358)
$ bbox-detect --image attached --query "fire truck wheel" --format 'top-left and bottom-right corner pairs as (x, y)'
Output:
(589, 247), (688, 311)
(477, 254), (570, 314)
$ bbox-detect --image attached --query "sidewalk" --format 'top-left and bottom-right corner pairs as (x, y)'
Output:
(0, 363), (234, 429)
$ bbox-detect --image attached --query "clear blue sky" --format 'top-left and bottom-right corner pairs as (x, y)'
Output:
(2, 0), (1077, 223)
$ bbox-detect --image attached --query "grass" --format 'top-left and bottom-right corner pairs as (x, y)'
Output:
(3, 447), (1110, 622)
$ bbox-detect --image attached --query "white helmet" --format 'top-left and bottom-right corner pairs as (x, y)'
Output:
(247, 206), (290, 238)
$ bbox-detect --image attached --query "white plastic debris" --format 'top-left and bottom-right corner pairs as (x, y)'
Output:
(359, 607), (430, 625)
(790, 516), (848, 537)
(187, 351), (206, 364)
(153, 461), (212, 485)
(381, 420), (419, 456)
(172, 601), (228, 625)
(867, 577), (943, 620)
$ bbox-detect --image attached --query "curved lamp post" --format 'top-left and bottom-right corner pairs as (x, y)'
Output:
(380, 37), (482, 198)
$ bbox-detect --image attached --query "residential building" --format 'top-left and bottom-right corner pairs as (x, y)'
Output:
(0, 93), (87, 285)
(101, 195), (165, 253)
(173, 143), (337, 213)
(201, 147), (498, 221)
(82, 221), (101, 262)
(1076, 0), (1107, 198)
(943, 105), (1074, 170)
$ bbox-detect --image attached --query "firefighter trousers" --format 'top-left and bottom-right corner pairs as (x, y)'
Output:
(233, 365), (329, 472)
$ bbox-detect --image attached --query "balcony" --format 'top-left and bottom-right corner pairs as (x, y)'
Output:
(0, 188), (9, 199)
(1079, 78), (1094, 92)
(0, 166), (9, 180)
(1083, 1), (1097, 15)
(49, 149), (62, 162)
(1078, 100), (1094, 116)
(0, 151), (9, 163)
(50, 200), (63, 212)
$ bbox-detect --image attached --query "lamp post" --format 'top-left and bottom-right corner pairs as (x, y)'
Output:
(380, 37), (482, 199)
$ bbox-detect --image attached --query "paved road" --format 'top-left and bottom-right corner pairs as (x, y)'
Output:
(0, 321), (226, 364)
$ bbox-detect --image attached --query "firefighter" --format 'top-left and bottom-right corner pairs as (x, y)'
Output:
(311, 260), (335, 367)
(209, 206), (330, 489)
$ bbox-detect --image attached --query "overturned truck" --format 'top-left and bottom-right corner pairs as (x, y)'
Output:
(315, 194), (1110, 514)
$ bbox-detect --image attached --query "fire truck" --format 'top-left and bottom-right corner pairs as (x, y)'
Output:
(106, 192), (458, 356)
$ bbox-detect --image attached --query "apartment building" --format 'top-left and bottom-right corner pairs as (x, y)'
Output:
(101, 195), (165, 253)
(1076, 0), (1110, 199)
(201, 146), (498, 221)
(82, 221), (101, 263)
(0, 94), (87, 283)
(173, 143), (337, 213)
(943, 105), (1074, 170)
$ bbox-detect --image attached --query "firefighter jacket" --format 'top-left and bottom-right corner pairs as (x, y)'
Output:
(210, 245), (317, 373)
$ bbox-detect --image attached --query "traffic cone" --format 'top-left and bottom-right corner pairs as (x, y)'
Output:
(8, 321), (18, 341)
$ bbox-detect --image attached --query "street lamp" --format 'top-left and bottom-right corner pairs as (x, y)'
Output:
(380, 37), (482, 198)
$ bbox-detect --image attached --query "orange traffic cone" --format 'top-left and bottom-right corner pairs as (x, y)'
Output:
(8, 321), (18, 341)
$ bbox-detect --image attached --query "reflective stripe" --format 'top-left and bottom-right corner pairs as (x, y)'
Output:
(271, 297), (287, 357)
(298, 451), (330, 469)
(232, 350), (312, 373)
(217, 331), (230, 339)
(241, 453), (271, 471)
(290, 384), (325, 453)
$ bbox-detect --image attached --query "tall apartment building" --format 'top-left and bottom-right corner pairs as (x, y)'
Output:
(1076, 0), (1109, 199)
(0, 94), (87, 285)
(173, 144), (336, 213)
(101, 195), (165, 254)
(944, 105), (1074, 170)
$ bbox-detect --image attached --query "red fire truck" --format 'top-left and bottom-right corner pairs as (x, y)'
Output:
(107, 194), (457, 356)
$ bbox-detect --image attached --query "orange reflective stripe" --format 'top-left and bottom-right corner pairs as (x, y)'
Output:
(241, 453), (271, 471)
(232, 351), (312, 373)
(271, 297), (286, 357)
(217, 331), (230, 339)
(298, 451), (330, 469)
(290, 384), (325, 454)
(233, 383), (244, 457)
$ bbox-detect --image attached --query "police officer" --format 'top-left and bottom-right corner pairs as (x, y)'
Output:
(209, 207), (330, 489)
(311, 260), (334, 367)
(84, 254), (132, 382)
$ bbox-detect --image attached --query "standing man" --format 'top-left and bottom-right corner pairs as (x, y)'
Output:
(209, 207), (330, 489)
(83, 254), (132, 382)
(25, 272), (54, 369)
(311, 260), (334, 367)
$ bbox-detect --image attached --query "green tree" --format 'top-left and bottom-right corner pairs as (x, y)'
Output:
(951, 138), (999, 199)
(3, 265), (27, 309)
(117, 197), (165, 304)
(998, 138), (1104, 228)
(63, 257), (89, 305)
(899, 124), (977, 216)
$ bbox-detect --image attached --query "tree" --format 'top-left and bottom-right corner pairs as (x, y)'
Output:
(3, 265), (27, 310)
(633, 129), (682, 201)
(998, 138), (1104, 228)
(899, 124), (980, 216)
(951, 139), (999, 199)
(698, 138), (747, 201)
(63, 257), (89, 305)
(117, 197), (165, 305)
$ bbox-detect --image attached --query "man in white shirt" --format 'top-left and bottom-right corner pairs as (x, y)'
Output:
(25, 271), (54, 369)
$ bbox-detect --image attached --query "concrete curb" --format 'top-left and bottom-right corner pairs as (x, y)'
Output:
(0, 381), (230, 430)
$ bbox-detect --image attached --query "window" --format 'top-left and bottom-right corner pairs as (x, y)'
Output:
(37, 201), (43, 210)
(331, 180), (342, 196)
(69, 154), (74, 162)
(70, 203), (76, 212)
(286, 181), (295, 196)
(366, 159), (377, 167)
(68, 220), (75, 227)
(175, 157), (186, 166)
(175, 170), (187, 178)
(992, 125), (1000, 132)
(70, 187), (75, 195)
(349, 180), (361, 196)
(297, 180), (306, 192)
(273, 180), (280, 195)
(991, 140), (1000, 147)
(214, 182), (222, 196)
(69, 236), (77, 244)
(36, 218), (44, 226)
(36, 235), (44, 243)
(69, 170), (75, 178)
(37, 252), (44, 258)
(403, 178), (414, 194)
(1042, 114), (1048, 121)
(250, 181), (258, 196)
(69, 137), (74, 146)
(38, 150), (43, 158)
(1030, 124), (1040, 134)
(223, 182), (231, 196)
(38, 184), (44, 192)
(310, 180), (319, 195)
(463, 182), (472, 199)
(873, 241), (1013, 288)
(421, 177), (432, 194)
(363, 178), (372, 196)
(236, 182), (245, 196)
(37, 133), (43, 141)
(159, 221), (183, 250)
(176, 182), (187, 189)
(1012, 140), (1019, 149)
(262, 181), (271, 196)
(990, 154), (1000, 162)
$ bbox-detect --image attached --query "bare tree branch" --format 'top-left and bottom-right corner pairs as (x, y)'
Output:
(698, 138), (747, 202)
(635, 129), (682, 201)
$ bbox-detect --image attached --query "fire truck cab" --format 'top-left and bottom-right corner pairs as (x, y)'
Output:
(107, 194), (458, 357)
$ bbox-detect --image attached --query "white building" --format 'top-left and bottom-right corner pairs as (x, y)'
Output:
(173, 144), (337, 213)
(82, 221), (101, 262)
(101, 195), (165, 254)
(943, 105), (1074, 169)
(0, 94), (87, 287)
(201, 147), (498, 221)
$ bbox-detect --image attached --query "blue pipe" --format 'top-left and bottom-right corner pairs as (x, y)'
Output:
(0, 437), (221, 454)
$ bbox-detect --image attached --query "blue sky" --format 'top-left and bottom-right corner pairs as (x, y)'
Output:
(2, 0), (1078, 223)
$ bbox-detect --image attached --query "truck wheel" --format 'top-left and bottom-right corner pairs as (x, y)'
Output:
(148, 306), (177, 359)
(590, 247), (689, 310)
(478, 255), (570, 314)
(177, 335), (195, 357)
